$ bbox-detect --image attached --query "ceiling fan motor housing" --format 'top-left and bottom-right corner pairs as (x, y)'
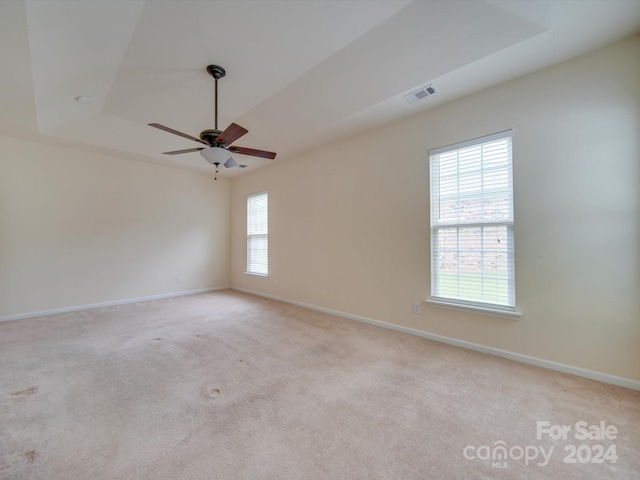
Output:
(200, 129), (222, 144)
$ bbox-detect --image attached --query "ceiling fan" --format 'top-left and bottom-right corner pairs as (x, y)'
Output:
(149, 64), (276, 179)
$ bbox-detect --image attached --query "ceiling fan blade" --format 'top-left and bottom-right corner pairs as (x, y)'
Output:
(162, 147), (205, 155)
(229, 146), (277, 159)
(149, 123), (209, 145)
(216, 123), (248, 146)
(224, 157), (238, 168)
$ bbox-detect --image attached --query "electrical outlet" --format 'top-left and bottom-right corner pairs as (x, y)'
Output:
(177, 276), (183, 285)
(413, 301), (421, 314)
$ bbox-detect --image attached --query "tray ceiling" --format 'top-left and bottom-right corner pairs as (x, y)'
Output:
(1, 0), (639, 177)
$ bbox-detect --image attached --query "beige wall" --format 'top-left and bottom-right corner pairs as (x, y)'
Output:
(231, 35), (640, 380)
(0, 136), (230, 316)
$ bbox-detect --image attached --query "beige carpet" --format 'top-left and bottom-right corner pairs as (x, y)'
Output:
(0, 290), (638, 479)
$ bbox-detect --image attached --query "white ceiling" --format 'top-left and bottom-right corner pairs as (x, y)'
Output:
(1, 0), (640, 177)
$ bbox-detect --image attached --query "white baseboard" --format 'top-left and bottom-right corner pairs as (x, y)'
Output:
(0, 286), (230, 323)
(232, 287), (640, 392)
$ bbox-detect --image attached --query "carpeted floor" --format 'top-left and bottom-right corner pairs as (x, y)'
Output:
(0, 290), (638, 479)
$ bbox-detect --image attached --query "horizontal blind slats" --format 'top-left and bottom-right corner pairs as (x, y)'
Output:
(247, 191), (268, 275)
(430, 132), (515, 308)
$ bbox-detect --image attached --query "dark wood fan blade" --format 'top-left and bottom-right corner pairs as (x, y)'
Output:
(216, 123), (248, 146)
(149, 123), (209, 145)
(229, 146), (277, 159)
(162, 147), (205, 155)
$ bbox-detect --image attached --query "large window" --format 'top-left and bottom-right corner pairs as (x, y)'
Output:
(247, 191), (268, 276)
(429, 130), (515, 311)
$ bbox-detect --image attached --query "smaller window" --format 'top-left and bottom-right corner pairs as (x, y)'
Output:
(247, 191), (268, 275)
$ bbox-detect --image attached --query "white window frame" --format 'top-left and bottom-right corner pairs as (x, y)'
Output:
(246, 191), (268, 276)
(428, 130), (521, 319)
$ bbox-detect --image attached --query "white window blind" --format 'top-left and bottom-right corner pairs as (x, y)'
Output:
(247, 191), (268, 275)
(429, 130), (515, 310)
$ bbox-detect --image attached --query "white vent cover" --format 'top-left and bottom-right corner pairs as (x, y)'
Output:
(405, 85), (436, 104)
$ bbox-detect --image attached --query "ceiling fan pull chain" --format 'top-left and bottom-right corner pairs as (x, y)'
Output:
(214, 162), (219, 180)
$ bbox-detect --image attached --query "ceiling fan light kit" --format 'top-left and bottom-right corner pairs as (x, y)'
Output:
(200, 146), (232, 165)
(149, 65), (276, 179)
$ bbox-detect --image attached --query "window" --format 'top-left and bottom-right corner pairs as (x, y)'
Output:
(247, 191), (268, 275)
(429, 130), (515, 312)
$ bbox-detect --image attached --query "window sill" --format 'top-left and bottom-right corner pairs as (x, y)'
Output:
(426, 299), (522, 320)
(244, 272), (269, 278)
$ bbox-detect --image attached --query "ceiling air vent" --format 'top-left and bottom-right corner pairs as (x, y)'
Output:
(405, 85), (436, 104)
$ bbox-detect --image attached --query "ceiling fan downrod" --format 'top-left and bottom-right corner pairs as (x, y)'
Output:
(206, 65), (226, 131)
